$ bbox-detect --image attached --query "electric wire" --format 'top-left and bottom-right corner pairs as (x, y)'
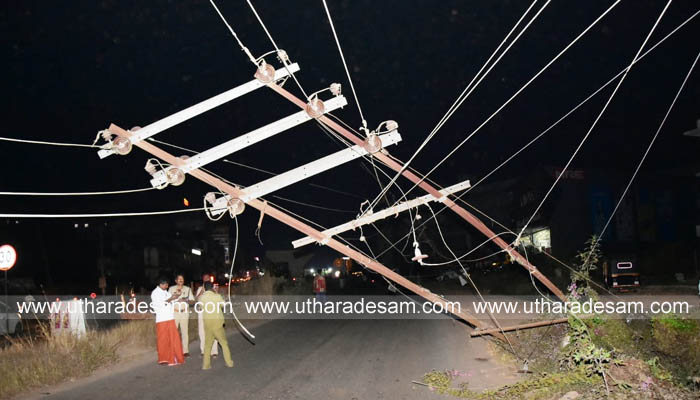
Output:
(420, 231), (513, 267)
(423, 0), (541, 149)
(517, 0), (672, 241)
(0, 187), (156, 196)
(423, 202), (520, 357)
(224, 214), (256, 340)
(364, 0), (548, 213)
(320, 0), (368, 128)
(425, 6), (698, 227)
(369, 7), (698, 269)
(0, 136), (99, 148)
(581, 49), (699, 268)
(245, 0), (310, 99)
(389, 0), (624, 206)
(208, 0), (258, 64)
(0, 207), (223, 219)
(272, 195), (356, 214)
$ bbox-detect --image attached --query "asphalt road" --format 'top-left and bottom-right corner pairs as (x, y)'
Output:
(32, 318), (519, 400)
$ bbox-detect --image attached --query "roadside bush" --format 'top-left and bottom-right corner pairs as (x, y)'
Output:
(0, 320), (155, 399)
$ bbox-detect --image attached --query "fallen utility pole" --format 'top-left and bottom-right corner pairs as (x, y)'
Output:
(267, 83), (566, 302)
(105, 123), (501, 339)
(292, 179), (471, 248)
(470, 317), (570, 337)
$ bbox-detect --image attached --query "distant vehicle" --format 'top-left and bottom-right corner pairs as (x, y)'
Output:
(604, 260), (640, 291)
(0, 301), (23, 335)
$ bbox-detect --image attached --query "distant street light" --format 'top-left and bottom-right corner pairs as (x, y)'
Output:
(682, 119), (700, 137)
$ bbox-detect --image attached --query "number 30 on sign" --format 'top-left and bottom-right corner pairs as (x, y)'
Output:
(0, 244), (17, 271)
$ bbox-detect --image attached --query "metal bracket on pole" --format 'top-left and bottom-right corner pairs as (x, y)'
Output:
(292, 179), (471, 248)
(97, 63), (300, 159)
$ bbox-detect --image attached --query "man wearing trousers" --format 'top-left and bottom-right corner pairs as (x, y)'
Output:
(196, 274), (218, 357)
(168, 274), (195, 356)
(199, 281), (233, 370)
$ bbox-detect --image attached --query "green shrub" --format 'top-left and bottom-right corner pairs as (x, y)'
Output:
(0, 320), (155, 399)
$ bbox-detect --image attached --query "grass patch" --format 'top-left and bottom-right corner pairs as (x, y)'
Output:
(422, 368), (599, 399)
(0, 320), (155, 399)
(650, 315), (700, 382)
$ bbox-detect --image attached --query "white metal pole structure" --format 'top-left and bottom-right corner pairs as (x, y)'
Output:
(292, 179), (471, 248)
(97, 63), (300, 159)
(148, 94), (348, 188)
(101, 123), (495, 337)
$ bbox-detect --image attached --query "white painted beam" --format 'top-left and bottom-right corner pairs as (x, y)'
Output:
(149, 95), (347, 187)
(239, 130), (401, 202)
(98, 63), (300, 158)
(291, 179), (471, 248)
(205, 131), (402, 216)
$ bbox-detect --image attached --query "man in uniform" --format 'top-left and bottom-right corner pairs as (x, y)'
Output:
(196, 274), (218, 357)
(168, 274), (195, 356)
(199, 281), (234, 370)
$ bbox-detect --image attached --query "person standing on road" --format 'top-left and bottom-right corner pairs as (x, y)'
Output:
(169, 274), (195, 357)
(196, 274), (218, 357)
(199, 281), (234, 370)
(151, 277), (185, 366)
(313, 272), (327, 302)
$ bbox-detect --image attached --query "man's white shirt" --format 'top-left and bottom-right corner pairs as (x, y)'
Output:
(151, 286), (174, 323)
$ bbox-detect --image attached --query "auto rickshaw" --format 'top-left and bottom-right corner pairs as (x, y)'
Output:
(603, 259), (640, 291)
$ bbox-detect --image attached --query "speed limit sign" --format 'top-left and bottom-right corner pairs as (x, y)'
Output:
(0, 244), (17, 271)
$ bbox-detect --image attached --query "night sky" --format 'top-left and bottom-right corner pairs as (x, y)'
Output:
(2, 0), (699, 250)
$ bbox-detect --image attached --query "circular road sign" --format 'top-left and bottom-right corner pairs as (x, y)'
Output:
(0, 244), (17, 271)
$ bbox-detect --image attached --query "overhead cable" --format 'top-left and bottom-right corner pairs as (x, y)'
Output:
(321, 0), (368, 129)
(0, 187), (155, 196)
(517, 0), (673, 241)
(390, 0), (624, 206)
(364, 0), (547, 213)
(582, 49), (699, 266)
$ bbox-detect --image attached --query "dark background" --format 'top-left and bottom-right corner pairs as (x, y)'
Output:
(1, 1), (698, 290)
